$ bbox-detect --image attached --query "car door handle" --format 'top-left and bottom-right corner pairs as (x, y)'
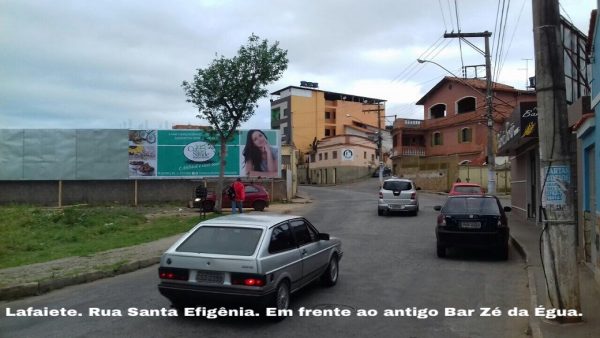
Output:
(301, 249), (307, 255)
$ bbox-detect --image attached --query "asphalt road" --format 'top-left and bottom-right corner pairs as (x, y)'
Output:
(0, 179), (530, 338)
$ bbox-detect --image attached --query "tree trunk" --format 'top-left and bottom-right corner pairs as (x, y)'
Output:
(215, 136), (228, 213)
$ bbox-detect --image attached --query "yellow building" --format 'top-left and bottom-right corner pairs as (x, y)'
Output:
(270, 84), (386, 160)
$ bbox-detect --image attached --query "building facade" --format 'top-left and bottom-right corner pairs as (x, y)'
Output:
(270, 85), (385, 158)
(392, 76), (536, 191)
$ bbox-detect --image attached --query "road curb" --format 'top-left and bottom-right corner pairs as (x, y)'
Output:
(0, 256), (162, 301)
(510, 234), (543, 338)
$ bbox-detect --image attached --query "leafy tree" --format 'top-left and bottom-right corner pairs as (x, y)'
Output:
(182, 34), (288, 212)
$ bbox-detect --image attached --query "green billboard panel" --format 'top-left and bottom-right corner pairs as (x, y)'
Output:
(128, 129), (280, 179)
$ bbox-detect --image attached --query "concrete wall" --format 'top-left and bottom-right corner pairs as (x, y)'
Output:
(0, 179), (287, 207)
(296, 164), (370, 185)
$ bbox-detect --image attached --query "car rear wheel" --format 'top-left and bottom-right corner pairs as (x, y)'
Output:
(436, 243), (446, 258)
(266, 281), (290, 321)
(253, 200), (266, 211)
(321, 255), (339, 287)
(498, 244), (509, 260)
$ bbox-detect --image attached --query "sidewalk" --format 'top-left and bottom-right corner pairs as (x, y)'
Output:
(500, 195), (600, 338)
(0, 198), (312, 301)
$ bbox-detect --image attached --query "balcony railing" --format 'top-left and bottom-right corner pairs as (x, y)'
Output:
(403, 119), (423, 128)
(400, 146), (426, 156)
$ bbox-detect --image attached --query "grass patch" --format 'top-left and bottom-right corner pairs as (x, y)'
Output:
(0, 205), (216, 269)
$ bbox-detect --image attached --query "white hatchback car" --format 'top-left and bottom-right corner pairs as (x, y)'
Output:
(377, 178), (419, 216)
(158, 214), (342, 317)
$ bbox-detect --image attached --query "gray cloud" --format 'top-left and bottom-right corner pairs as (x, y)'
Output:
(0, 0), (594, 130)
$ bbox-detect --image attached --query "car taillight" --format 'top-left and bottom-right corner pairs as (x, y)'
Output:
(379, 192), (383, 199)
(437, 214), (446, 227)
(410, 192), (416, 200)
(231, 273), (266, 287)
(158, 267), (189, 281)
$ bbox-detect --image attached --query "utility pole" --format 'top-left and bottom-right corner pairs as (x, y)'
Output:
(444, 31), (495, 194)
(519, 58), (533, 89)
(377, 102), (383, 187)
(532, 0), (580, 322)
(363, 100), (386, 187)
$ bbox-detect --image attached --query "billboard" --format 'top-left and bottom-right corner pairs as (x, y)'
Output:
(128, 129), (280, 179)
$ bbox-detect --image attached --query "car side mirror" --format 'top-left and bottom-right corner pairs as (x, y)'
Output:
(433, 206), (442, 211)
(503, 206), (512, 212)
(319, 233), (330, 241)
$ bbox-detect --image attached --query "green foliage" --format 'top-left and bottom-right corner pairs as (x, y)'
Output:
(0, 205), (214, 269)
(182, 34), (288, 139)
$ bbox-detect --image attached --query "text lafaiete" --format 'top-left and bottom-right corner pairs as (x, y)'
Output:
(5, 307), (80, 316)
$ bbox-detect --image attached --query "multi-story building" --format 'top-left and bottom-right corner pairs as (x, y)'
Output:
(270, 84), (385, 157)
(391, 76), (536, 191)
(270, 83), (387, 183)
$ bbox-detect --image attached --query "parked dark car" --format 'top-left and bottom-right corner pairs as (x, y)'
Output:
(193, 183), (270, 211)
(434, 195), (511, 260)
(372, 167), (392, 177)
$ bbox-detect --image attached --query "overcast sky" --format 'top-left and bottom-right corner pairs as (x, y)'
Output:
(0, 0), (595, 130)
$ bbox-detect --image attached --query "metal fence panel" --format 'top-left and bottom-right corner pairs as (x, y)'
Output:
(76, 129), (128, 179)
(0, 130), (25, 180)
(23, 129), (77, 180)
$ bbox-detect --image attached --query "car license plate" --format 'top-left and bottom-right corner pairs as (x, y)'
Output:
(461, 221), (481, 229)
(196, 271), (224, 284)
(390, 204), (405, 210)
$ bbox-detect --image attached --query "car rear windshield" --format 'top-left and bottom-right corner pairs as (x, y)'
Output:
(454, 186), (482, 193)
(443, 197), (500, 215)
(383, 181), (412, 191)
(176, 226), (263, 256)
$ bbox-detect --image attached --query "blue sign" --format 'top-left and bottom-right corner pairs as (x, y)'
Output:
(541, 165), (570, 206)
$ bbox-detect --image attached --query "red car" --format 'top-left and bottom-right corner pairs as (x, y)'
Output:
(195, 183), (270, 211)
(448, 182), (485, 196)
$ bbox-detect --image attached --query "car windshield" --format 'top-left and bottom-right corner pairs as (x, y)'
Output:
(443, 197), (500, 215)
(383, 181), (412, 191)
(454, 186), (482, 193)
(176, 226), (263, 256)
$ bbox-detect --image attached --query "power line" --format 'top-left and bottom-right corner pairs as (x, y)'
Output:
(499, 0), (529, 87)
(438, 0), (449, 31)
(454, 0), (465, 72)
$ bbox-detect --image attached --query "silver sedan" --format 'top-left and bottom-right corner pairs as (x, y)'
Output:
(158, 214), (343, 319)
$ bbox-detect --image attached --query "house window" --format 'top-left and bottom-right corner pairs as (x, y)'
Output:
(430, 104), (446, 119)
(364, 151), (367, 159)
(371, 154), (375, 161)
(432, 132), (443, 146)
(324, 152), (328, 160)
(318, 153), (322, 161)
(457, 97), (476, 114)
(325, 129), (331, 137)
(333, 151), (337, 159)
(459, 128), (472, 143)
(325, 111), (331, 119)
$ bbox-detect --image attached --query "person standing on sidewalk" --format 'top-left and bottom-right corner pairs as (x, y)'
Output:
(231, 178), (246, 214)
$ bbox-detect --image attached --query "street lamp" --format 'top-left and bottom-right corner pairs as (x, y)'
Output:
(417, 58), (495, 194)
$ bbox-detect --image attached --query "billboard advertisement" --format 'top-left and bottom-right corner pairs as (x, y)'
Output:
(128, 129), (280, 179)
